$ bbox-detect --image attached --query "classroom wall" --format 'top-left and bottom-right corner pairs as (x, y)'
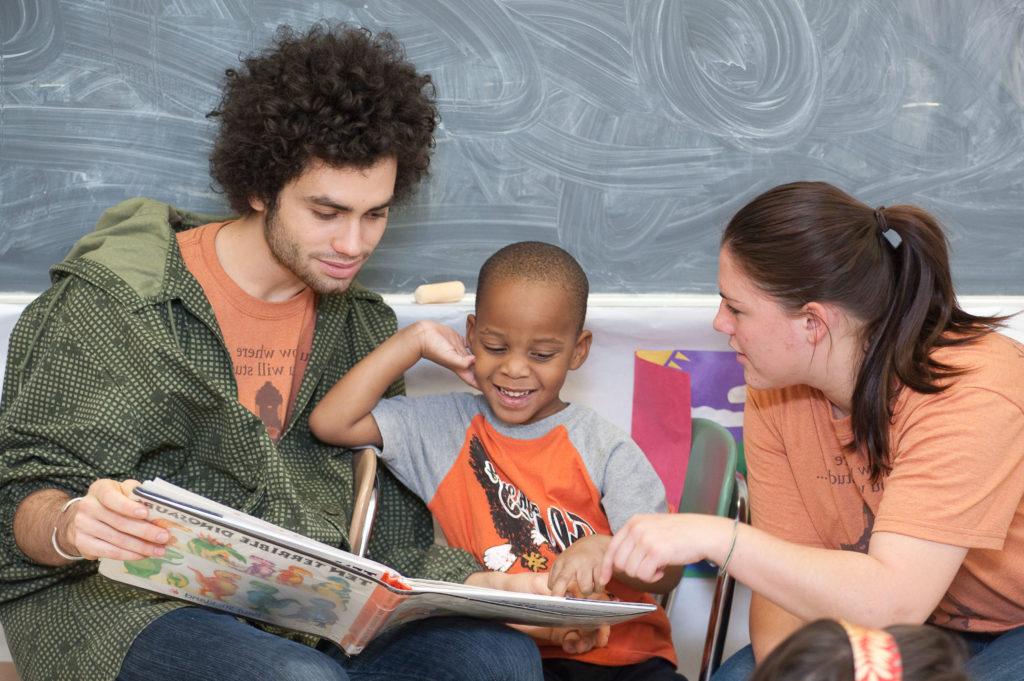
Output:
(2, 295), (1023, 677)
(2, 0), (1023, 295)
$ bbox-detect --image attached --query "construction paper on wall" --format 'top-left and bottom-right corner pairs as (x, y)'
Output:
(631, 353), (692, 511)
(669, 349), (745, 448)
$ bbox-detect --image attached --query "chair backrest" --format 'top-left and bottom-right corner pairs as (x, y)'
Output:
(677, 418), (738, 517)
(662, 420), (742, 681)
(658, 418), (738, 609)
(349, 447), (379, 557)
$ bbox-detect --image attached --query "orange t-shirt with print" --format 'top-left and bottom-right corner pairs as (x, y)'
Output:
(746, 332), (1024, 632)
(430, 416), (676, 667)
(177, 222), (315, 440)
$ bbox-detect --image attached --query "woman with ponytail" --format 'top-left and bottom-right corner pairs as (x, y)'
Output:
(601, 182), (1024, 681)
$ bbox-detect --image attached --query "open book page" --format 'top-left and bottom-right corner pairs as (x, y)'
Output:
(99, 479), (391, 651)
(98, 479), (655, 654)
(135, 478), (390, 580)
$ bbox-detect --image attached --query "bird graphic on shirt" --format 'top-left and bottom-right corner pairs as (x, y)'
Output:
(467, 435), (550, 571)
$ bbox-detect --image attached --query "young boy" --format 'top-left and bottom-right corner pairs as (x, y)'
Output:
(309, 241), (685, 680)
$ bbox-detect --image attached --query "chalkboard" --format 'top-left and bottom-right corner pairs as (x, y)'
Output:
(2, 0), (1022, 294)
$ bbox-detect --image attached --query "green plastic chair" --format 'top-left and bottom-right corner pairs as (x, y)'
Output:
(658, 418), (736, 599)
(678, 418), (738, 518)
(657, 418), (742, 681)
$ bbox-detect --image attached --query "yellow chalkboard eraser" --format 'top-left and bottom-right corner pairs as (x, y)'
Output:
(414, 281), (466, 304)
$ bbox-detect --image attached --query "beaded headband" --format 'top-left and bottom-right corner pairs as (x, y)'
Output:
(840, 621), (903, 681)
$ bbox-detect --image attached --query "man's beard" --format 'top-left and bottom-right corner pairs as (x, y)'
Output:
(263, 204), (358, 296)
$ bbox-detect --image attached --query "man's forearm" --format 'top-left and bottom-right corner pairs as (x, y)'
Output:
(13, 488), (79, 566)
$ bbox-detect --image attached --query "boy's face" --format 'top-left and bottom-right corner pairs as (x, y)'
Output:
(466, 278), (592, 426)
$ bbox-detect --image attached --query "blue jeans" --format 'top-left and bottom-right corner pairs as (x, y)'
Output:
(959, 624), (1024, 681)
(710, 624), (1024, 681)
(709, 645), (754, 681)
(116, 607), (543, 681)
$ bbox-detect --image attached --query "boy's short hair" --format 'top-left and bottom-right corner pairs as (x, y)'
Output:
(476, 241), (589, 332)
(208, 22), (438, 214)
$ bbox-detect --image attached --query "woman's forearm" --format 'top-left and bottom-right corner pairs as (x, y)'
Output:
(703, 516), (965, 627)
(605, 513), (965, 628)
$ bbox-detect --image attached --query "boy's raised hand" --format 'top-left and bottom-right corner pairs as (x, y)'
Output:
(548, 534), (610, 598)
(410, 320), (478, 389)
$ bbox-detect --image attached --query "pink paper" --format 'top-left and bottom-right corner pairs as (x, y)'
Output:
(631, 354), (692, 511)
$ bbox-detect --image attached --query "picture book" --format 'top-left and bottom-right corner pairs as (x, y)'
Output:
(98, 479), (656, 654)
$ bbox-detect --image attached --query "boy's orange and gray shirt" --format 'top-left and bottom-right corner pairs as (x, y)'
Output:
(0, 199), (481, 681)
(372, 393), (678, 668)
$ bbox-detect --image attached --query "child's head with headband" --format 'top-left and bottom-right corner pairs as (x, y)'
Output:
(750, 618), (968, 681)
(839, 621), (902, 681)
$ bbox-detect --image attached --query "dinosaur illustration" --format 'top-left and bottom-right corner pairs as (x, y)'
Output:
(245, 555), (277, 578)
(840, 503), (876, 553)
(166, 571), (189, 588)
(312, 576), (352, 608)
(294, 597), (338, 628)
(189, 567), (241, 600)
(255, 381), (284, 439)
(187, 533), (247, 568)
(123, 548), (183, 579)
(276, 565), (314, 586)
(246, 582), (301, 617)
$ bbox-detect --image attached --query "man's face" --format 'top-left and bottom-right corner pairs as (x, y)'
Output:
(254, 157), (398, 295)
(466, 278), (592, 426)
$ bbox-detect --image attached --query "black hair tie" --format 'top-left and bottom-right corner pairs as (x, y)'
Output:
(875, 206), (902, 248)
(874, 207), (887, 232)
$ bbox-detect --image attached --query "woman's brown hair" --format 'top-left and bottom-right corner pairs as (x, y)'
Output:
(722, 181), (1007, 481)
(750, 619), (969, 681)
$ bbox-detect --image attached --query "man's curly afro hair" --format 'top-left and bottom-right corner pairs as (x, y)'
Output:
(208, 22), (438, 214)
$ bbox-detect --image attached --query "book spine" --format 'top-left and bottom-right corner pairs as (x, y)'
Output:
(338, 585), (404, 654)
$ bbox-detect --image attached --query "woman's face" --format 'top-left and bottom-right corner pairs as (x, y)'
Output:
(712, 247), (812, 390)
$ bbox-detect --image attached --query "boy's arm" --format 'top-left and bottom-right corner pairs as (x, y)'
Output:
(465, 571), (610, 654)
(309, 321), (475, 448)
(549, 534), (682, 596)
(561, 417), (682, 596)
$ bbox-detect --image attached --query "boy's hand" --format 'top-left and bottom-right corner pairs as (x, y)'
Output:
(466, 570), (551, 595)
(409, 320), (477, 388)
(548, 534), (610, 597)
(555, 624), (611, 654)
(468, 571), (611, 655)
(532, 622), (610, 655)
(512, 623), (611, 655)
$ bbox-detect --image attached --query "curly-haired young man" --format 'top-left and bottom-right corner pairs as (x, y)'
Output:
(0, 23), (542, 681)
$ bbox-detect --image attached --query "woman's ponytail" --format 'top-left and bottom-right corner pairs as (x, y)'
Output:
(724, 183), (1007, 481)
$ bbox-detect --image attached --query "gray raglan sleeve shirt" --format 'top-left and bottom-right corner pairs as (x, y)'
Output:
(561, 406), (669, 531)
(372, 394), (667, 532)
(371, 392), (479, 505)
